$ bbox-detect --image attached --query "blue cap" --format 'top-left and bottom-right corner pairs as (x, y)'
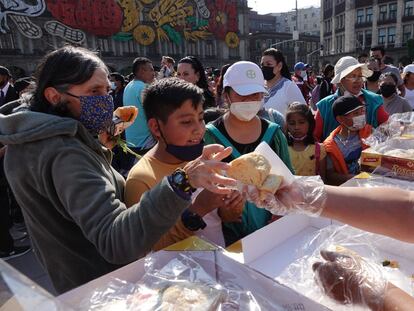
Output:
(294, 62), (305, 71)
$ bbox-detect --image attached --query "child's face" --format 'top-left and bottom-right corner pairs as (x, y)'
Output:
(287, 113), (309, 139)
(159, 100), (205, 146)
(337, 107), (366, 131)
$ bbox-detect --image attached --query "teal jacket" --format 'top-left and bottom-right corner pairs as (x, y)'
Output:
(317, 89), (384, 141)
(204, 119), (293, 246)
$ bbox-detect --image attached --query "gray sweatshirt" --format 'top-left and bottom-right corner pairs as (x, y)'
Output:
(0, 106), (190, 294)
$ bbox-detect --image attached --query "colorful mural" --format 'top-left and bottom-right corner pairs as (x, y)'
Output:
(0, 0), (240, 48)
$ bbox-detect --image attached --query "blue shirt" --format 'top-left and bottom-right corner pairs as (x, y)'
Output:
(123, 80), (155, 149)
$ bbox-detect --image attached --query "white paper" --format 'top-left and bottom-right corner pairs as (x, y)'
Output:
(255, 141), (295, 185)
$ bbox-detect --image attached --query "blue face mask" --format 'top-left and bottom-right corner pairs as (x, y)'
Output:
(157, 120), (204, 161)
(66, 92), (114, 135)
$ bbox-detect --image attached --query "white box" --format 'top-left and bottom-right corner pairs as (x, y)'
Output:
(234, 214), (414, 310)
(58, 249), (328, 310)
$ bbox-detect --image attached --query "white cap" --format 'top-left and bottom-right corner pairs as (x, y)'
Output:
(403, 64), (414, 74)
(223, 61), (268, 96)
(331, 56), (373, 84)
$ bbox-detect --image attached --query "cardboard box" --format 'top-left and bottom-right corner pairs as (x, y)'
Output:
(58, 248), (328, 310)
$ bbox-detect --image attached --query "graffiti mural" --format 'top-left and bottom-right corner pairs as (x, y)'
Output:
(0, 0), (240, 48)
(0, 0), (46, 34)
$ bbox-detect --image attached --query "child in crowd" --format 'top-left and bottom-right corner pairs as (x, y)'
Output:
(285, 102), (327, 182)
(204, 61), (293, 246)
(125, 78), (243, 249)
(323, 95), (372, 185)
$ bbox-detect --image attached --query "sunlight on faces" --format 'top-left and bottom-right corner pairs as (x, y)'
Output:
(177, 63), (200, 85)
(287, 113), (309, 138)
(139, 63), (155, 84)
(156, 99), (205, 147)
(340, 68), (364, 95)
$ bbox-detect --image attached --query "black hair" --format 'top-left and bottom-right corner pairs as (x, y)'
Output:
(215, 64), (231, 106)
(262, 48), (291, 80)
(178, 56), (209, 90)
(110, 72), (125, 85)
(285, 102), (315, 146)
(132, 57), (152, 76)
(28, 46), (107, 113)
(323, 64), (334, 77)
(143, 77), (204, 123)
(357, 53), (368, 61)
(370, 46), (385, 56)
(379, 72), (398, 85)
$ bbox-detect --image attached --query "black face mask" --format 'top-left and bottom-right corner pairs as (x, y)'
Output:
(380, 84), (396, 98)
(261, 66), (276, 81)
(366, 71), (382, 82)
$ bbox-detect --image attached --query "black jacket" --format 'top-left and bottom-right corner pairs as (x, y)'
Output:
(1, 85), (19, 107)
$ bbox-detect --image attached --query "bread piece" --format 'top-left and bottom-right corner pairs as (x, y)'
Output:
(227, 153), (271, 187)
(114, 106), (138, 122)
(259, 174), (283, 194)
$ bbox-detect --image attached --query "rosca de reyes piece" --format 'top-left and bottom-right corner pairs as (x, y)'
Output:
(227, 152), (283, 194)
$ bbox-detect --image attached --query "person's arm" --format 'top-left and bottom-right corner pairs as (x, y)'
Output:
(381, 283), (414, 311)
(376, 105), (389, 125)
(318, 155), (327, 183)
(313, 111), (323, 142)
(321, 186), (414, 243)
(326, 168), (354, 186)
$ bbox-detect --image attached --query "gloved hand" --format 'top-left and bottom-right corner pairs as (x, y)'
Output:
(243, 175), (327, 217)
(312, 249), (388, 310)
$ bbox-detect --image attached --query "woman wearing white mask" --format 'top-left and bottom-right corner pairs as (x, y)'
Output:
(204, 61), (294, 246)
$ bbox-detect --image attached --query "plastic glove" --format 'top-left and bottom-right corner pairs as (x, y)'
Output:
(312, 249), (387, 310)
(243, 176), (327, 217)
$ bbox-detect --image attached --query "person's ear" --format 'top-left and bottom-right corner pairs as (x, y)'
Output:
(44, 87), (62, 106)
(148, 118), (161, 139)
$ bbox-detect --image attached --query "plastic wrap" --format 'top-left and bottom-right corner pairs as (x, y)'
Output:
(0, 260), (72, 311)
(276, 225), (414, 310)
(363, 111), (414, 148)
(342, 173), (414, 190)
(244, 175), (327, 217)
(81, 248), (312, 310)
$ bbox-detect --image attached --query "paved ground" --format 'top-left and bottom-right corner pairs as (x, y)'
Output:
(5, 235), (57, 296)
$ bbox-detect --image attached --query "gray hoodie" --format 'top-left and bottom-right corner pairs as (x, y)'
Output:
(0, 105), (190, 293)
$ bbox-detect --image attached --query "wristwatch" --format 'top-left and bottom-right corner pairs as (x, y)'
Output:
(181, 209), (207, 231)
(168, 168), (196, 199)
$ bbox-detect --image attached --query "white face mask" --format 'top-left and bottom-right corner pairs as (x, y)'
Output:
(349, 114), (366, 130)
(300, 71), (307, 79)
(230, 100), (263, 121)
(110, 82), (116, 90)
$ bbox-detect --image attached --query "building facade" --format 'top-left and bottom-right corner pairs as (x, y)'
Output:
(249, 11), (277, 33)
(273, 7), (321, 36)
(249, 32), (321, 70)
(0, 0), (250, 77)
(321, 0), (413, 65)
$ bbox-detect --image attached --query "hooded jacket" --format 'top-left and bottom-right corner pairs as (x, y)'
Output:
(0, 103), (190, 293)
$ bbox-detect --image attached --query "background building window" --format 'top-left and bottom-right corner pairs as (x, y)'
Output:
(378, 28), (386, 44)
(356, 31), (364, 48)
(357, 9), (364, 24)
(403, 24), (412, 43)
(379, 5), (387, 21)
(365, 30), (372, 47)
(405, 0), (414, 16)
(388, 27), (396, 43)
(0, 33), (15, 49)
(366, 7), (373, 22)
(389, 3), (397, 19)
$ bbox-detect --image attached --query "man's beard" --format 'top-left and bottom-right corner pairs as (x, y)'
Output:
(48, 99), (75, 118)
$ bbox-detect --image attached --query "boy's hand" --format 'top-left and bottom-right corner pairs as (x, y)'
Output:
(218, 190), (244, 223)
(189, 189), (225, 217)
(184, 144), (236, 194)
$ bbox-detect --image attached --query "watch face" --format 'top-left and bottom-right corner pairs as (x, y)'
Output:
(172, 171), (185, 185)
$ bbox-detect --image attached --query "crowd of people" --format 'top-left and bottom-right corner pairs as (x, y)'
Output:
(1, 44), (414, 310)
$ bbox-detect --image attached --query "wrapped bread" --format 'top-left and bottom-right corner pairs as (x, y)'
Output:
(114, 106), (138, 123)
(227, 152), (283, 194)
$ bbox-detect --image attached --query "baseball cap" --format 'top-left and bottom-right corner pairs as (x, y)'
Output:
(403, 64), (414, 74)
(332, 95), (365, 118)
(294, 62), (306, 71)
(331, 56), (372, 84)
(223, 61), (267, 96)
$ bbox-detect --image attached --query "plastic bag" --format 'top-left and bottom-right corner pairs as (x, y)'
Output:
(276, 225), (413, 310)
(363, 111), (414, 149)
(82, 248), (306, 310)
(0, 260), (72, 311)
